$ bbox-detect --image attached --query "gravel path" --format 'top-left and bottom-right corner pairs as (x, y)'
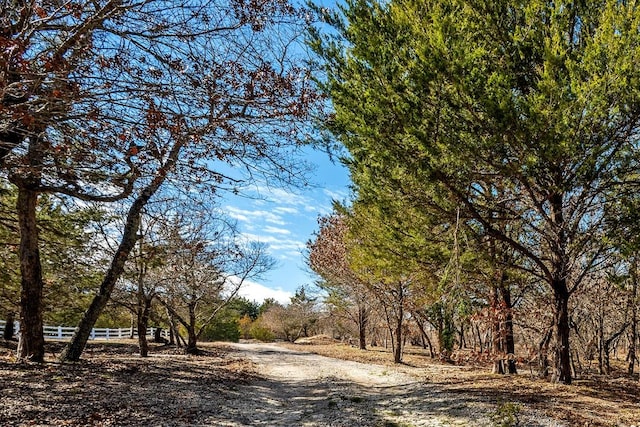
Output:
(206, 342), (566, 427)
(0, 340), (577, 426)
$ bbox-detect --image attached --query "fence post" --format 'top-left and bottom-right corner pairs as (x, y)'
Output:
(90, 329), (95, 340)
(118, 328), (123, 338)
(106, 328), (110, 340)
(57, 326), (62, 339)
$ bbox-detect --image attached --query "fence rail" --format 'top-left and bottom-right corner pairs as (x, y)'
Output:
(0, 320), (168, 341)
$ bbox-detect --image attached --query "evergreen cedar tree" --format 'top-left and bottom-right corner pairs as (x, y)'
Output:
(312, 0), (640, 384)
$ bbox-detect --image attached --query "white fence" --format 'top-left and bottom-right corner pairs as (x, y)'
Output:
(0, 320), (168, 341)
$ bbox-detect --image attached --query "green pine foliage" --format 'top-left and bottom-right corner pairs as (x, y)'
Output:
(311, 0), (640, 383)
(200, 310), (242, 343)
(199, 297), (262, 342)
(0, 181), (105, 325)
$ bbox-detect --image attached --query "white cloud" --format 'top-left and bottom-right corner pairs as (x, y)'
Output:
(227, 210), (249, 222)
(264, 226), (291, 235)
(225, 206), (286, 225)
(247, 185), (338, 219)
(273, 206), (299, 215)
(254, 186), (319, 212)
(236, 279), (292, 304)
(263, 187), (310, 206)
(323, 188), (348, 201)
(277, 250), (304, 260)
(241, 233), (304, 253)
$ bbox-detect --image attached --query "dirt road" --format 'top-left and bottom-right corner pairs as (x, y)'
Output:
(207, 342), (565, 427)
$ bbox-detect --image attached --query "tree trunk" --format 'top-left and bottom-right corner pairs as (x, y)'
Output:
(572, 349), (582, 378)
(424, 330), (435, 358)
(630, 329), (637, 376)
(547, 192), (572, 384)
(358, 304), (367, 350)
(414, 317), (434, 357)
(60, 209), (142, 362)
(370, 329), (378, 347)
(186, 327), (198, 355)
(490, 284), (504, 373)
(186, 306), (198, 355)
(394, 306), (403, 363)
(538, 326), (553, 378)
(392, 282), (404, 364)
(166, 307), (178, 346)
(629, 264), (638, 376)
(154, 327), (165, 343)
(604, 340), (611, 375)
(552, 282), (572, 384)
(136, 229), (150, 357)
(436, 311), (444, 354)
(604, 325), (628, 376)
(499, 284), (517, 374)
(129, 313), (135, 339)
(598, 310), (605, 375)
(60, 139), (183, 362)
(475, 324), (483, 353)
(16, 186), (45, 362)
(137, 297), (152, 357)
(3, 312), (15, 340)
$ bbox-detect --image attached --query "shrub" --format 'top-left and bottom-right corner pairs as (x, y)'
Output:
(250, 322), (275, 342)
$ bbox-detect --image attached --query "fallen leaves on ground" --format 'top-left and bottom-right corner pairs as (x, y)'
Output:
(0, 340), (258, 427)
(3, 339), (640, 426)
(276, 341), (640, 427)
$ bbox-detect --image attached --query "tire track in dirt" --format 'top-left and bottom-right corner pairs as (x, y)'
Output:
(206, 342), (565, 427)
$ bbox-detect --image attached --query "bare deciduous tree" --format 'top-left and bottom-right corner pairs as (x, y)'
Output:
(2, 1), (319, 361)
(308, 213), (372, 350)
(155, 211), (274, 354)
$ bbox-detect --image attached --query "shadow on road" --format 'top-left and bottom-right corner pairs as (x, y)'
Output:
(214, 342), (565, 427)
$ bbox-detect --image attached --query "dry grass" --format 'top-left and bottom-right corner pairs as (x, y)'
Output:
(280, 340), (640, 427)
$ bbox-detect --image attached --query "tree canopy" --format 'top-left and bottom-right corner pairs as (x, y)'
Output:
(2, 0), (321, 362)
(311, 0), (640, 384)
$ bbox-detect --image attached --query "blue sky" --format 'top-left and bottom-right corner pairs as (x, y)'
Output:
(229, 0), (349, 305)
(231, 149), (351, 304)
